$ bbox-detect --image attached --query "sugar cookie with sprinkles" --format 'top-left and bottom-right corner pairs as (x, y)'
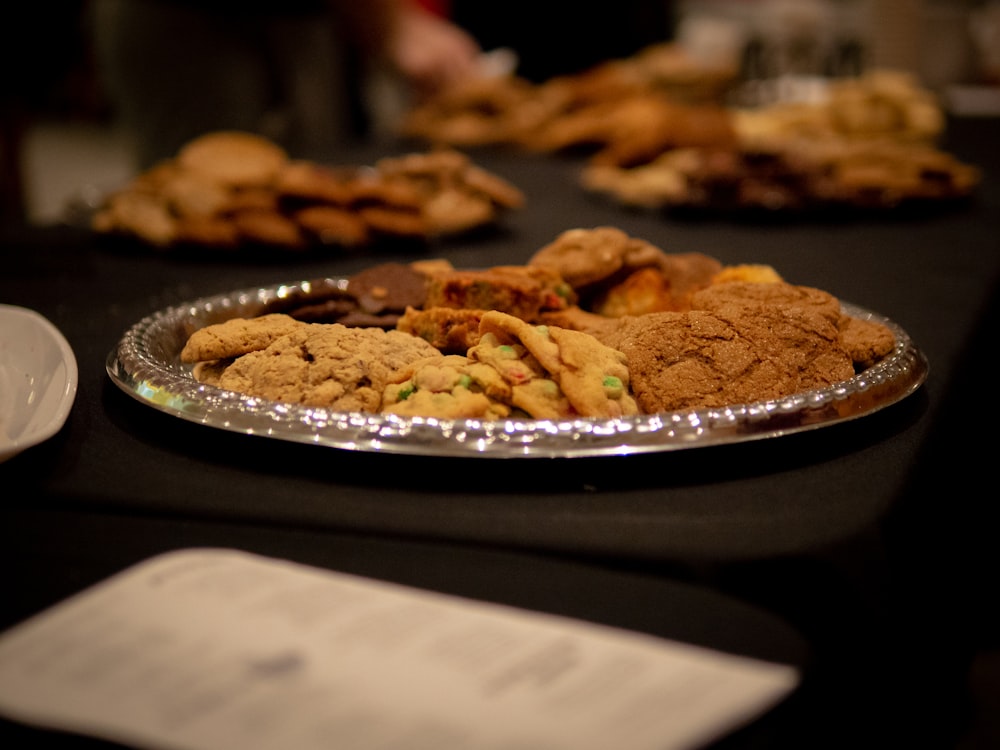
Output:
(473, 311), (639, 419)
(381, 355), (513, 419)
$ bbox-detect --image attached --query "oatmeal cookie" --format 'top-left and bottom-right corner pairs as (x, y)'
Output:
(180, 314), (305, 364)
(215, 324), (439, 411)
(191, 359), (231, 386)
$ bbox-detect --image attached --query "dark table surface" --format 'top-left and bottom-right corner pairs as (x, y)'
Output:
(1, 115), (998, 749)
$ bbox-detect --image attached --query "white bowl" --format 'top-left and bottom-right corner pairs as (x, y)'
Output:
(0, 305), (78, 462)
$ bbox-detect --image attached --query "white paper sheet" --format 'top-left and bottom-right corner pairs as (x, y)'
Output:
(0, 549), (798, 750)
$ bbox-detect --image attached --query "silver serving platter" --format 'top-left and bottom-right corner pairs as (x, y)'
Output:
(107, 277), (928, 458)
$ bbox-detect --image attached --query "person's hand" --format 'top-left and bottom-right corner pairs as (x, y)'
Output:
(386, 3), (482, 96)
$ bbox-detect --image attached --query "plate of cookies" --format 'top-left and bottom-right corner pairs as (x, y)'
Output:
(402, 58), (980, 215)
(89, 131), (526, 252)
(107, 227), (928, 458)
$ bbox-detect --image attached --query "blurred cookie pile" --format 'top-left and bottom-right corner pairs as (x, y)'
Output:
(401, 43), (739, 157)
(180, 226), (897, 421)
(401, 43), (980, 212)
(91, 131), (524, 250)
(585, 69), (980, 211)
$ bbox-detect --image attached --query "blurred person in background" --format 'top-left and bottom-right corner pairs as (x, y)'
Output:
(450, 0), (676, 83)
(89, 0), (482, 169)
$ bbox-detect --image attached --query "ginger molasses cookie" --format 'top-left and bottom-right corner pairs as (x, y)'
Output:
(610, 303), (854, 413)
(690, 281), (843, 326)
(838, 315), (897, 370)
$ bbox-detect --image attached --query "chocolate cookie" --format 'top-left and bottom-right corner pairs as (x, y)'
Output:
(346, 262), (429, 316)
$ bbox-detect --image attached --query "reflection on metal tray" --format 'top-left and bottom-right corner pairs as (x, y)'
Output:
(106, 277), (928, 459)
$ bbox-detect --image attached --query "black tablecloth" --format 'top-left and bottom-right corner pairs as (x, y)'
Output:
(2, 116), (998, 749)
